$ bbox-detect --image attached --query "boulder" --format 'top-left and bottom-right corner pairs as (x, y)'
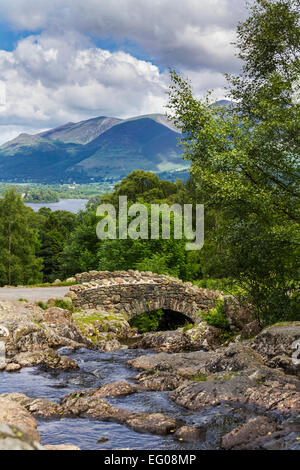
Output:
(223, 297), (255, 330)
(11, 349), (78, 370)
(42, 307), (73, 324)
(126, 413), (183, 436)
(174, 426), (206, 442)
(0, 393), (62, 418)
(251, 323), (300, 359)
(133, 323), (222, 353)
(0, 423), (43, 451)
(221, 416), (300, 450)
(221, 416), (278, 450)
(0, 397), (40, 442)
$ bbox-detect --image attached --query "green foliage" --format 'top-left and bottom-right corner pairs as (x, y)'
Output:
(189, 374), (207, 382)
(34, 209), (78, 282)
(53, 299), (75, 312)
(60, 206), (100, 278)
(0, 188), (43, 286)
(129, 309), (164, 333)
(201, 301), (230, 331)
(37, 298), (75, 312)
(168, 0), (300, 325)
(37, 301), (48, 310)
(24, 189), (59, 203)
(182, 323), (194, 332)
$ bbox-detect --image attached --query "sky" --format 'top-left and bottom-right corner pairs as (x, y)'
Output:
(0, 0), (251, 144)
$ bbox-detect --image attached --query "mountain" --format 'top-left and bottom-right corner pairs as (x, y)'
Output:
(38, 116), (122, 144)
(0, 101), (230, 183)
(0, 114), (186, 183)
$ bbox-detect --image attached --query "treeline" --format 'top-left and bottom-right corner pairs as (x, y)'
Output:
(0, 172), (205, 286)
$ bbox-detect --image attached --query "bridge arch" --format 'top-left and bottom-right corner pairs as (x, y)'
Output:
(69, 270), (220, 325)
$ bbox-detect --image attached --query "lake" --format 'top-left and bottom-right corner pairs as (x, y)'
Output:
(26, 198), (89, 213)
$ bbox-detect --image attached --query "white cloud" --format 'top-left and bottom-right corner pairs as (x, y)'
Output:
(0, 0), (252, 143)
(0, 0), (249, 72)
(0, 32), (171, 141)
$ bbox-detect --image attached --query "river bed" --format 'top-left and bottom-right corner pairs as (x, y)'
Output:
(0, 347), (247, 450)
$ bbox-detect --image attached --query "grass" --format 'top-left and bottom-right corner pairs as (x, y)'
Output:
(25, 281), (77, 288)
(18, 298), (28, 302)
(189, 374), (207, 382)
(182, 323), (194, 332)
(37, 298), (76, 313)
(74, 313), (121, 324)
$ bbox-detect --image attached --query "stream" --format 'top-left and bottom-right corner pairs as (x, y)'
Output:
(0, 347), (253, 450)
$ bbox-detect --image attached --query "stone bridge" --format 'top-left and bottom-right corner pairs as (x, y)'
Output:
(68, 271), (221, 323)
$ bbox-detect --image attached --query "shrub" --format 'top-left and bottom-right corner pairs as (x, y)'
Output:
(129, 309), (164, 333)
(201, 300), (230, 330)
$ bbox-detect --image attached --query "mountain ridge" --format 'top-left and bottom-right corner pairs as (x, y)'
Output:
(0, 101), (230, 183)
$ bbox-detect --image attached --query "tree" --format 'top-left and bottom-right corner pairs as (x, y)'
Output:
(36, 210), (78, 282)
(168, 0), (300, 324)
(0, 188), (43, 286)
(60, 206), (100, 277)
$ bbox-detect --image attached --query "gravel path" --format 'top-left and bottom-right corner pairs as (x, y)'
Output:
(0, 287), (70, 302)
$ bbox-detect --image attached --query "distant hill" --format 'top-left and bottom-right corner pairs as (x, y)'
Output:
(0, 101), (230, 183)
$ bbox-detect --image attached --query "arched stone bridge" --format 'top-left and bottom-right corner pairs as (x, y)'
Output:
(68, 271), (221, 323)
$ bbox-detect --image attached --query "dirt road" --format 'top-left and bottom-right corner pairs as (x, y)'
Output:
(0, 287), (70, 302)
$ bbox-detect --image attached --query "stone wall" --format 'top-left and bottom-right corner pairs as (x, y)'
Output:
(69, 271), (221, 323)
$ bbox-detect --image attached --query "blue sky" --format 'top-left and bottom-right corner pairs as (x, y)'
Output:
(0, 0), (249, 143)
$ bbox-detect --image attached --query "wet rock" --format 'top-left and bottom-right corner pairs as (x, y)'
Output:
(170, 376), (255, 410)
(61, 385), (183, 437)
(63, 394), (127, 421)
(97, 339), (128, 352)
(221, 417), (300, 450)
(221, 416), (278, 450)
(125, 413), (183, 436)
(128, 350), (214, 378)
(170, 372), (300, 414)
(255, 426), (300, 450)
(0, 423), (43, 450)
(91, 382), (137, 398)
(0, 393), (62, 418)
(137, 369), (185, 391)
(0, 397), (40, 442)
(12, 349), (78, 371)
(174, 426), (206, 442)
(61, 385), (135, 421)
(5, 363), (21, 372)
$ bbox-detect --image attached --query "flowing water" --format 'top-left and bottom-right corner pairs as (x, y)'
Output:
(0, 347), (254, 450)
